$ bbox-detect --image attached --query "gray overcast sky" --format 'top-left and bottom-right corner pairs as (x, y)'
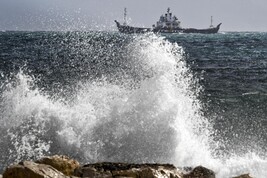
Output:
(0, 0), (266, 31)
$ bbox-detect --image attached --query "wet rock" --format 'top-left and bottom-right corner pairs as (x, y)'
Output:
(74, 162), (183, 178)
(183, 166), (215, 178)
(3, 161), (67, 178)
(75, 166), (112, 178)
(232, 174), (253, 178)
(36, 155), (80, 176)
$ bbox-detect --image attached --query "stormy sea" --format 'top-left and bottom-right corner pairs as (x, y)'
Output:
(0, 31), (266, 177)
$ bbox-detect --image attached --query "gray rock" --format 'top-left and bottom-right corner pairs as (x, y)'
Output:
(36, 155), (80, 176)
(74, 162), (183, 178)
(183, 166), (215, 178)
(3, 161), (68, 178)
(232, 174), (253, 178)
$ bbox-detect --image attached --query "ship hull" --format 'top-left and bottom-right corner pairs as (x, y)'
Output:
(181, 24), (222, 34)
(115, 20), (152, 34)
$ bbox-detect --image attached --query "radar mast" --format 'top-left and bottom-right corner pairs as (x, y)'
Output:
(123, 8), (127, 25)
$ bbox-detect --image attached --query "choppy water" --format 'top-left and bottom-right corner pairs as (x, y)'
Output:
(0, 31), (267, 177)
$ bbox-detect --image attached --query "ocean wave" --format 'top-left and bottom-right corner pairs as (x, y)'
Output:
(0, 33), (266, 177)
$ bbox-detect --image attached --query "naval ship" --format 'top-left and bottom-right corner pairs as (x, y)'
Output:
(115, 8), (222, 34)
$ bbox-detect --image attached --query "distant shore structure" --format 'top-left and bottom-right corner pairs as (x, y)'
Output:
(115, 8), (222, 34)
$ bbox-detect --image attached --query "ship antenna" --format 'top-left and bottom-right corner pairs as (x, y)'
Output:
(210, 16), (214, 28)
(123, 8), (127, 25)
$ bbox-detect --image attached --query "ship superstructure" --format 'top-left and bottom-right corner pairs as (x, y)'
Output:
(153, 8), (182, 32)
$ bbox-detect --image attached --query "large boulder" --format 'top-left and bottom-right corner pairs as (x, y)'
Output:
(74, 162), (183, 178)
(183, 166), (215, 178)
(36, 155), (80, 176)
(3, 161), (68, 178)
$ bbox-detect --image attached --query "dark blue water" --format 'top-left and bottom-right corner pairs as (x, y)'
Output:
(0, 31), (266, 177)
(168, 32), (267, 154)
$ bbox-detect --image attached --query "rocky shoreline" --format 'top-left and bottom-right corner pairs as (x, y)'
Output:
(1, 155), (252, 178)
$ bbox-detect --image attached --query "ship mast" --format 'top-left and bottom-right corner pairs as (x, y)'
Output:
(210, 16), (214, 28)
(123, 8), (127, 25)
